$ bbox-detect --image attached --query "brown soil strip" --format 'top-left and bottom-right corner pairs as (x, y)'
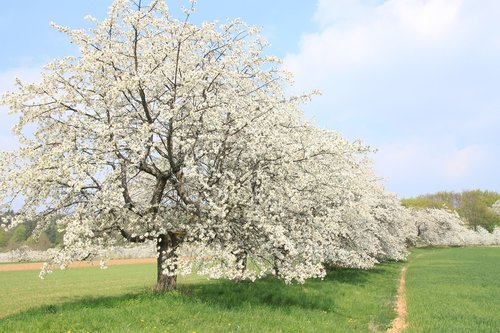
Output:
(386, 265), (408, 333)
(0, 257), (156, 272)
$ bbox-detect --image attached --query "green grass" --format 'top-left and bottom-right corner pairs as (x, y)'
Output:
(0, 262), (402, 333)
(0, 263), (157, 319)
(406, 247), (500, 333)
(3, 247), (499, 332)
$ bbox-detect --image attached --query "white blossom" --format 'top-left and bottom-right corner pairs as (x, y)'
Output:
(0, 0), (424, 287)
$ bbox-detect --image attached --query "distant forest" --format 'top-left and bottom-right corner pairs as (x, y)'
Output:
(402, 190), (500, 232)
(0, 213), (63, 251)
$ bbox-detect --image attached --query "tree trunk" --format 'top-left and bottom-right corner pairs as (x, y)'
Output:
(273, 247), (287, 278)
(155, 232), (181, 292)
(273, 255), (281, 277)
(234, 250), (247, 282)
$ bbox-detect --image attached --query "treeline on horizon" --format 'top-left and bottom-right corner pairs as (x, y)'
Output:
(402, 189), (500, 232)
(0, 213), (63, 252)
(1, 189), (499, 253)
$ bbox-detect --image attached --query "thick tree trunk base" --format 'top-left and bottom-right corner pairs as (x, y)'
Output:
(155, 232), (181, 292)
(155, 274), (177, 292)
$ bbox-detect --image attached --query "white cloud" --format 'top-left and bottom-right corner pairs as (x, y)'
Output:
(376, 140), (487, 181)
(284, 0), (490, 86)
(285, 0), (500, 196)
(374, 140), (495, 196)
(443, 145), (487, 180)
(385, 0), (463, 39)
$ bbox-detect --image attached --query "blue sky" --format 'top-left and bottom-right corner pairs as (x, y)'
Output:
(1, 0), (499, 198)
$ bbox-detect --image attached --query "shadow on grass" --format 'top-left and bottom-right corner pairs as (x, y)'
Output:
(3, 264), (394, 321)
(180, 266), (388, 312)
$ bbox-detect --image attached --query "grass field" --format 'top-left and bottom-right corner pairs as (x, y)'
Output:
(1, 247), (498, 333)
(405, 247), (500, 333)
(0, 261), (401, 332)
(0, 263), (156, 319)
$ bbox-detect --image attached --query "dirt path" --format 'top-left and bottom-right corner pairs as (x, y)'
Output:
(386, 264), (409, 333)
(0, 257), (156, 272)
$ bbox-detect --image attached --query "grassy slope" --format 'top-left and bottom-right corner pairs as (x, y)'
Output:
(406, 247), (500, 333)
(0, 262), (401, 333)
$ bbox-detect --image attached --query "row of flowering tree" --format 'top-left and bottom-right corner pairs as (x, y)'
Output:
(0, 0), (496, 291)
(410, 208), (500, 246)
